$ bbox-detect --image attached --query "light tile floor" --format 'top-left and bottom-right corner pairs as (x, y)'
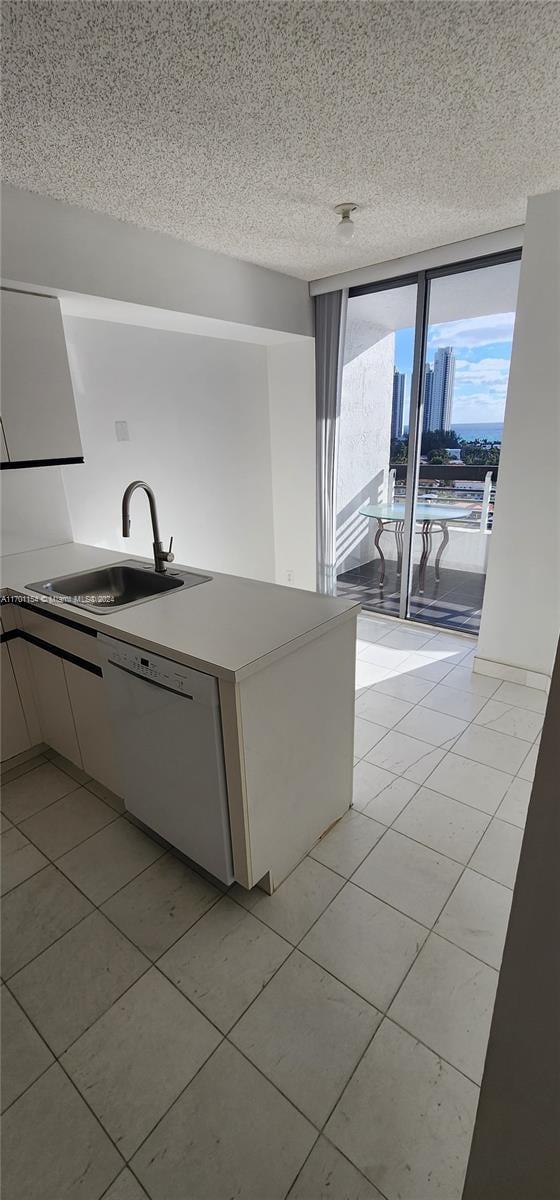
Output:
(0, 613), (543, 1200)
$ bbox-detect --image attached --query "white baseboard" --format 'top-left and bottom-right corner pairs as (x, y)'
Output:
(473, 655), (551, 693)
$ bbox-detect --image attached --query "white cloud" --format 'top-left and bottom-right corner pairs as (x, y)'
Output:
(455, 357), (512, 390)
(429, 312), (515, 349)
(452, 355), (512, 423)
(451, 393), (507, 423)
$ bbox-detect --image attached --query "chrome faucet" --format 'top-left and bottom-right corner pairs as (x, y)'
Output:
(121, 481), (174, 574)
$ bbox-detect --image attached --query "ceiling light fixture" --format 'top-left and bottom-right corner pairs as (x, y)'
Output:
(334, 202), (358, 241)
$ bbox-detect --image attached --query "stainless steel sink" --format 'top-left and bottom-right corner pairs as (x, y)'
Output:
(26, 561), (211, 614)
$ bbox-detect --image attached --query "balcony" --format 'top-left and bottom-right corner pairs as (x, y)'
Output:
(336, 465), (497, 633)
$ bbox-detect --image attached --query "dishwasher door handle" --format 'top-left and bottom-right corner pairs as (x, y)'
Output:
(107, 659), (194, 700)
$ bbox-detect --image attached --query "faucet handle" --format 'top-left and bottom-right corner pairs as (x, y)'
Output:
(164, 536), (175, 563)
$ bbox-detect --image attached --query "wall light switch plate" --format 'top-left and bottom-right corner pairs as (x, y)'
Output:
(115, 420), (130, 442)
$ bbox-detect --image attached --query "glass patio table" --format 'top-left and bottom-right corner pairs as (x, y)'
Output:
(359, 502), (474, 593)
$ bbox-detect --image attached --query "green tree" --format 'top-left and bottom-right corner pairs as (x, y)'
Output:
(427, 448), (451, 464)
(390, 438), (408, 464)
(461, 441), (500, 466)
(421, 429), (460, 455)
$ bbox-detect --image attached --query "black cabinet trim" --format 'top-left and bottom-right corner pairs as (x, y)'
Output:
(1, 457), (84, 470)
(0, 626), (101, 676)
(20, 630), (102, 676)
(0, 628), (19, 645)
(1, 596), (98, 637)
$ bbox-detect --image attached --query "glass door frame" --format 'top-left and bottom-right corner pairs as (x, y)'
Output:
(348, 246), (522, 624)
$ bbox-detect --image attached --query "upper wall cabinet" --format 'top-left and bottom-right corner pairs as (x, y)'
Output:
(1, 288), (83, 465)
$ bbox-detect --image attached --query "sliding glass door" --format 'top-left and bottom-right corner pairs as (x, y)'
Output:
(336, 250), (521, 633)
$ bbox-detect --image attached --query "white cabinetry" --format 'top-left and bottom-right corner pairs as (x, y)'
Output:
(0, 288), (82, 463)
(25, 642), (82, 765)
(64, 662), (121, 794)
(11, 606), (120, 791)
(0, 421), (9, 462)
(0, 643), (32, 761)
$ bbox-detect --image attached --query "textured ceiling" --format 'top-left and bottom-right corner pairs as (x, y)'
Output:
(2, 1), (559, 281)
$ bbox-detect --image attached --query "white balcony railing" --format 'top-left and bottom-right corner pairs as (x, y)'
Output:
(391, 469), (495, 532)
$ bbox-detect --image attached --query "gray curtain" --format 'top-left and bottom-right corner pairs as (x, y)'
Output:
(315, 288), (348, 595)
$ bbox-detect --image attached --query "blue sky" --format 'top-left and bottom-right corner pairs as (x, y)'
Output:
(395, 312), (515, 425)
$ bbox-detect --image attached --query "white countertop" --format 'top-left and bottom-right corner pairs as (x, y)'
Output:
(1, 542), (359, 681)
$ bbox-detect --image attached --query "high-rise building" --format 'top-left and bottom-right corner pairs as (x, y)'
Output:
(391, 368), (405, 439)
(431, 346), (456, 432)
(422, 363), (435, 432)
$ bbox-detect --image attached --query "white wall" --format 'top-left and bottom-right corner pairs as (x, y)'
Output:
(477, 191), (560, 681)
(266, 342), (316, 590)
(1, 467), (73, 558)
(61, 316), (277, 582)
(2, 184), (312, 338)
(337, 322), (394, 574)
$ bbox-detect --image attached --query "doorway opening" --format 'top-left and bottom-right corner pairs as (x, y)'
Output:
(336, 251), (521, 634)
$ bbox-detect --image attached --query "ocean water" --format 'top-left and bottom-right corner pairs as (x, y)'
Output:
(453, 422), (503, 443)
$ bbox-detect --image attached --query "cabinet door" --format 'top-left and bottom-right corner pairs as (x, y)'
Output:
(26, 643), (82, 765)
(1, 289), (83, 462)
(1, 644), (32, 761)
(0, 419), (9, 462)
(64, 662), (122, 795)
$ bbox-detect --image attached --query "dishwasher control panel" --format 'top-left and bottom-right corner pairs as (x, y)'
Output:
(108, 648), (190, 690)
(100, 635), (219, 706)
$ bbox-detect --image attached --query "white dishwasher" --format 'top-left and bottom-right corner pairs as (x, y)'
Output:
(99, 634), (234, 884)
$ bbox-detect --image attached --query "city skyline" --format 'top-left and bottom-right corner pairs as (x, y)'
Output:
(394, 311), (515, 427)
(391, 348), (458, 438)
(391, 367), (405, 439)
(424, 347), (455, 433)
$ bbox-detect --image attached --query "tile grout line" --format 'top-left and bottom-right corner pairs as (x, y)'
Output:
(428, 923), (508, 972)
(0, 756), (50, 786)
(298, 708), (514, 1090)
(280, 1132), (323, 1200)
(3, 843), (490, 1185)
(291, 875), (500, 1078)
(0, 1053), (53, 1120)
(1, 984), (130, 1184)
(1, 840), (51, 898)
(4, 866), (236, 1123)
(84, 941), (336, 1180)
(98, 1166), (150, 1200)
(1, 835), (164, 978)
(2, 900), (488, 1189)
(218, 842), (487, 1141)
(0, 745), (47, 775)
(1, 807), (123, 896)
(353, 772), (518, 888)
(3, 951), (154, 1073)
(358, 611), (477, 640)
(105, 1166), (151, 1200)
(4, 732), (517, 979)
(1, 894), (94, 985)
(284, 1126), (393, 1200)
(354, 694), (534, 819)
(1, 773), (85, 827)
(2, 842), (226, 998)
(4, 767), (313, 1115)
(3, 675), (519, 1195)
(318, 1133), (393, 1200)
(2, 854), (235, 1136)
(7, 904), (481, 1191)
(363, 780), (512, 1029)
(231, 771), (516, 962)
